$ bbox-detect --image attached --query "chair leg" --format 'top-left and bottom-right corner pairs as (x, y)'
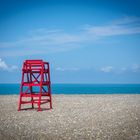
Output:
(31, 97), (34, 109)
(18, 96), (22, 111)
(50, 96), (52, 109)
(38, 95), (41, 111)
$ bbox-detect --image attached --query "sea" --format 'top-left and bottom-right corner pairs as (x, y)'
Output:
(0, 84), (140, 95)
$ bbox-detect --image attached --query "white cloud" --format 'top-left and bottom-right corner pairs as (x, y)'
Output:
(0, 58), (18, 72)
(0, 30), (82, 48)
(11, 65), (18, 70)
(0, 58), (8, 70)
(114, 67), (128, 74)
(0, 16), (140, 56)
(101, 66), (114, 73)
(100, 64), (140, 73)
(121, 67), (127, 71)
(56, 67), (65, 71)
(84, 25), (140, 36)
(83, 16), (140, 36)
(0, 29), (85, 56)
(132, 64), (139, 72)
(56, 67), (79, 72)
(111, 16), (140, 25)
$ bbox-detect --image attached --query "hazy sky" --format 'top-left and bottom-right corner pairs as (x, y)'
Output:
(0, 0), (140, 83)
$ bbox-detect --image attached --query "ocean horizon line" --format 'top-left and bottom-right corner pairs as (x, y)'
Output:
(0, 83), (140, 95)
(0, 83), (140, 85)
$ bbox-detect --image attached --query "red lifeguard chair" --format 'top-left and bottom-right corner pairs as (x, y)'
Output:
(18, 60), (52, 111)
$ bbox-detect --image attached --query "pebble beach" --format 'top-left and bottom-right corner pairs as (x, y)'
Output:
(0, 94), (140, 140)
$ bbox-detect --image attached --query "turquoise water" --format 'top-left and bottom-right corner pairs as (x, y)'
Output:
(0, 84), (140, 95)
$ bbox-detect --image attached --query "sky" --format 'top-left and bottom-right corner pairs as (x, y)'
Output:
(0, 0), (140, 83)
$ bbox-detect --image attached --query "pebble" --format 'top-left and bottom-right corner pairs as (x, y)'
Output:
(0, 95), (140, 140)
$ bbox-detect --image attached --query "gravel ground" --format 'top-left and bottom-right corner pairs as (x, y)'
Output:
(0, 94), (140, 140)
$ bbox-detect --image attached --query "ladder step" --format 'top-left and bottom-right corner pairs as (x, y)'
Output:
(22, 81), (50, 86)
(21, 93), (50, 97)
(21, 99), (50, 104)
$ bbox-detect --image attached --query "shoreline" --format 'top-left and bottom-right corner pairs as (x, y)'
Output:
(0, 94), (140, 140)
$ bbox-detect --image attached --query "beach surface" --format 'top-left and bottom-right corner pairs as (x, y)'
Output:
(0, 94), (140, 140)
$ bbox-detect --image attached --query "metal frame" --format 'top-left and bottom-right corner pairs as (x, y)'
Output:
(18, 60), (52, 111)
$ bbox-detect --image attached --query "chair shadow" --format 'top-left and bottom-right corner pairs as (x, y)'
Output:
(19, 107), (52, 111)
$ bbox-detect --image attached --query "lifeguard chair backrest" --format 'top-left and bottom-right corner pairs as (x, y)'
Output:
(22, 60), (44, 72)
(22, 60), (50, 80)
